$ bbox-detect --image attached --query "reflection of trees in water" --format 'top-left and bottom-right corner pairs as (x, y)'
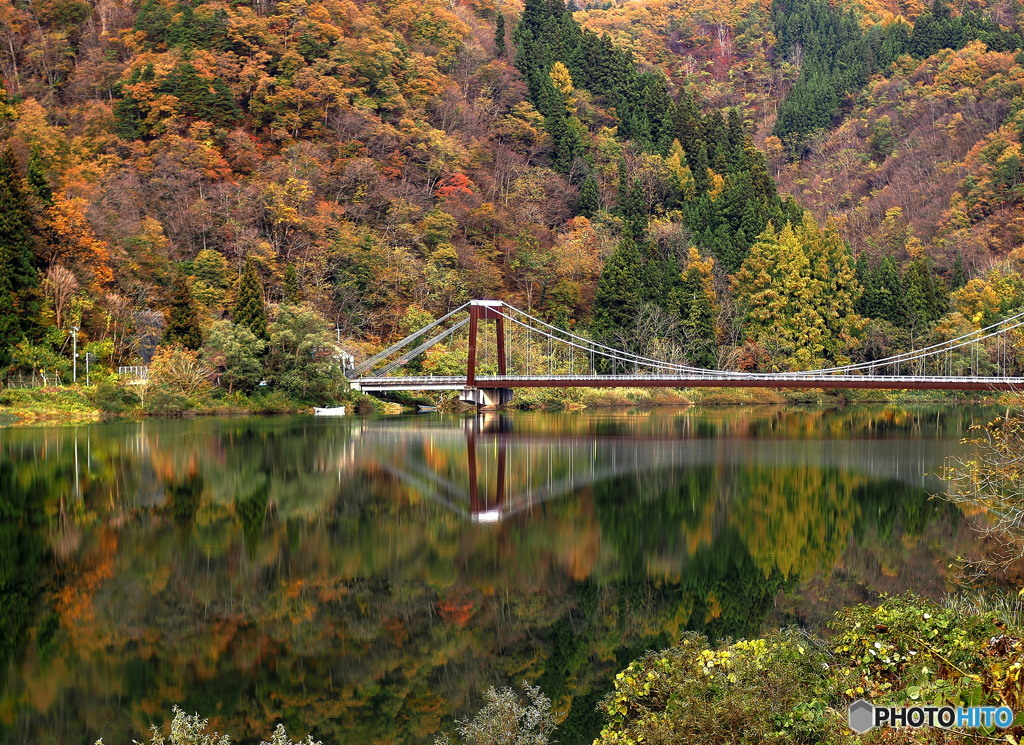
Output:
(0, 410), (978, 745)
(0, 461), (50, 707)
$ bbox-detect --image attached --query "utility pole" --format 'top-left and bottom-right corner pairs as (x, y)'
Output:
(71, 326), (79, 384)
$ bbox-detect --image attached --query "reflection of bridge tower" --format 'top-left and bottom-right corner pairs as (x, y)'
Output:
(466, 415), (510, 523)
(467, 429), (506, 523)
(460, 300), (514, 410)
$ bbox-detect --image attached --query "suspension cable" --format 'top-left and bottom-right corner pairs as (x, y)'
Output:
(371, 317), (470, 376)
(496, 306), (740, 375)
(793, 315), (1024, 376)
(350, 302), (471, 376)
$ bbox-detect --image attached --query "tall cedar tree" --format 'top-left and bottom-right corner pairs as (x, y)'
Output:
(164, 274), (203, 350)
(592, 237), (643, 344)
(576, 173), (600, 217)
(904, 251), (947, 334)
(950, 251), (967, 290)
(677, 248), (718, 368)
(26, 146), (52, 205)
(0, 146), (40, 367)
(874, 256), (905, 325)
(234, 261), (268, 338)
(283, 264), (302, 304)
(495, 12), (506, 57)
(854, 253), (877, 318)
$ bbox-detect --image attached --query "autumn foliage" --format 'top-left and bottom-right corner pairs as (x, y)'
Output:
(0, 0), (1021, 377)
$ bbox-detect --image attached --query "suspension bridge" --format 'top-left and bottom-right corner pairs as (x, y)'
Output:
(347, 300), (1024, 408)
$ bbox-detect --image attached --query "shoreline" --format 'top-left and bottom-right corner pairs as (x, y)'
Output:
(0, 384), (1006, 426)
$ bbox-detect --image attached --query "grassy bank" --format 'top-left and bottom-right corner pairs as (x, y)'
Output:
(506, 385), (998, 410)
(0, 383), (393, 424)
(0, 387), (104, 424)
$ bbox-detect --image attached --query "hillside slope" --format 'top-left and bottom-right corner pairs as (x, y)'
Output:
(0, 0), (1023, 378)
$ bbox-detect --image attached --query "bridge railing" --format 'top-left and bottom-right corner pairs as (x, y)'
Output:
(117, 366), (149, 379)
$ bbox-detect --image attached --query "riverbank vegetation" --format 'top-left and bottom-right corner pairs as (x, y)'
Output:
(584, 406), (1024, 745)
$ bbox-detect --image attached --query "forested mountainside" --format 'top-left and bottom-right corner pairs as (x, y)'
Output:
(2, 0), (1024, 381)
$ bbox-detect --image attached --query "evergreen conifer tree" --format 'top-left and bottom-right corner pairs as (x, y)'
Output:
(283, 264), (302, 304)
(854, 253), (878, 318)
(164, 274), (203, 350)
(678, 247), (718, 368)
(495, 12), (507, 57)
(0, 146), (40, 367)
(732, 216), (862, 370)
(691, 143), (711, 196)
(622, 179), (648, 241)
(950, 250), (967, 290)
(875, 255), (905, 326)
(672, 91), (702, 160)
(724, 108), (746, 169)
(903, 250), (947, 333)
(26, 146), (52, 205)
(576, 173), (601, 217)
(592, 237), (643, 343)
(234, 260), (268, 339)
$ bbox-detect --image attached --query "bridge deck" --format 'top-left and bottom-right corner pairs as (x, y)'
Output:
(351, 374), (1024, 392)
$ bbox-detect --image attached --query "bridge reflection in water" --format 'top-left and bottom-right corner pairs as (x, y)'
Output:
(366, 412), (957, 524)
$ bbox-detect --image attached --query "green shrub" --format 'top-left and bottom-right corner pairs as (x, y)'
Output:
(249, 389), (299, 414)
(829, 594), (1005, 708)
(91, 381), (140, 414)
(595, 629), (843, 745)
(144, 387), (191, 416)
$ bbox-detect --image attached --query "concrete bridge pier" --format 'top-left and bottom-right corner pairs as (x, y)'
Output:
(459, 387), (514, 410)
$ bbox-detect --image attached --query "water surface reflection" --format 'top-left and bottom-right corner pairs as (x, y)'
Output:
(0, 406), (990, 744)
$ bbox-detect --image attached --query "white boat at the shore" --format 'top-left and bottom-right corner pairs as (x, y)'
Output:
(313, 406), (346, 416)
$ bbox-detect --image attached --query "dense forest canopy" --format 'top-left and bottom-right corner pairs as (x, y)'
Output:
(2, 0), (1024, 379)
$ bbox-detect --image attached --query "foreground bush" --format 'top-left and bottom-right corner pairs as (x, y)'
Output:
(594, 629), (841, 745)
(593, 594), (1024, 745)
(829, 594), (1003, 707)
(96, 707), (320, 745)
(434, 683), (556, 745)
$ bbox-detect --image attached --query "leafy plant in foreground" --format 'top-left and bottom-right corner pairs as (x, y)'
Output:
(94, 706), (321, 745)
(435, 682), (557, 745)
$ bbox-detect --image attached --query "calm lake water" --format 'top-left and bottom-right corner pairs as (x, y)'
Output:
(0, 405), (998, 744)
